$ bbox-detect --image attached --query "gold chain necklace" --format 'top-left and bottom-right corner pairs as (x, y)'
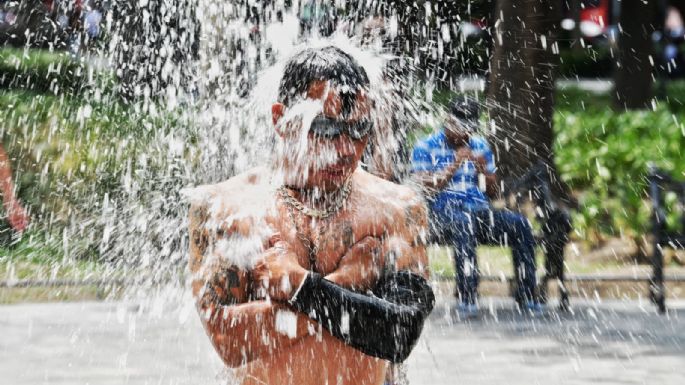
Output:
(277, 180), (352, 272)
(277, 180), (352, 219)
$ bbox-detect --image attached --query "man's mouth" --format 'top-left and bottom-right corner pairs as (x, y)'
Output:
(321, 166), (346, 176)
(319, 161), (351, 177)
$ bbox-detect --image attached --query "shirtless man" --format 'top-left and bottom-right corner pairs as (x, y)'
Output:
(187, 46), (434, 385)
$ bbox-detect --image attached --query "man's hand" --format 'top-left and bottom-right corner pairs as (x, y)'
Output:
(252, 235), (309, 302)
(326, 236), (383, 291)
(455, 146), (472, 162)
(464, 152), (497, 197)
(471, 154), (488, 174)
(457, 147), (490, 176)
(445, 147), (476, 178)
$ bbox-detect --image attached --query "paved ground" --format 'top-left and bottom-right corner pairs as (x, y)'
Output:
(1, 297), (683, 385)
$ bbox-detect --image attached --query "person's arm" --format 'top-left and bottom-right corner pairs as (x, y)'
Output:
(472, 155), (497, 197)
(413, 163), (459, 191)
(472, 141), (498, 198)
(326, 196), (429, 288)
(412, 146), (472, 193)
(285, 198), (434, 363)
(0, 145), (28, 232)
(288, 269), (433, 363)
(188, 204), (314, 368)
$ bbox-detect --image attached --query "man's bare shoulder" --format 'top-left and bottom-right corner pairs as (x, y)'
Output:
(186, 167), (275, 219)
(186, 167), (275, 271)
(353, 170), (424, 211)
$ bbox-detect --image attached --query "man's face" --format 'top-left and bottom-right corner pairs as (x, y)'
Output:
(272, 80), (371, 191)
(444, 116), (471, 147)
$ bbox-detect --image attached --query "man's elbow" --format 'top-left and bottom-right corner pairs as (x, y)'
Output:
(201, 313), (252, 367)
(211, 333), (257, 368)
(385, 315), (427, 363)
(381, 297), (435, 363)
(219, 349), (248, 368)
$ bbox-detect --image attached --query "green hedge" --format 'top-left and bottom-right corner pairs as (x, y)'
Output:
(0, 47), (87, 93)
(555, 86), (685, 241)
(0, 89), (192, 258)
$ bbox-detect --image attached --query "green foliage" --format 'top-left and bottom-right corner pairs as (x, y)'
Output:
(0, 47), (86, 93)
(554, 86), (685, 241)
(0, 89), (190, 260)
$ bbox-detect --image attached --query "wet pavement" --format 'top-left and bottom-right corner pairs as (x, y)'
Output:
(1, 297), (683, 385)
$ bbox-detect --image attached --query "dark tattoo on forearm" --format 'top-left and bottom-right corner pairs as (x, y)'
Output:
(192, 228), (209, 255)
(320, 220), (355, 251)
(404, 203), (428, 247)
(341, 220), (355, 249)
(190, 204), (211, 272)
(383, 250), (398, 274)
(199, 267), (242, 309)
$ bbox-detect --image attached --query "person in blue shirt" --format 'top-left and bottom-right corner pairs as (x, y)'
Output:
(412, 96), (540, 315)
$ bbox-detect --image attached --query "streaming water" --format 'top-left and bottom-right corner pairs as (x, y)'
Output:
(11, 2), (683, 385)
(99, 3), (444, 301)
(93, 4), (449, 383)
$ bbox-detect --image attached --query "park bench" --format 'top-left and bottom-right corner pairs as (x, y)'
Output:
(647, 166), (685, 314)
(503, 163), (572, 310)
(429, 162), (572, 310)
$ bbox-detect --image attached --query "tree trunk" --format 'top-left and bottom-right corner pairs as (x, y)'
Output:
(109, 0), (199, 102)
(613, 0), (659, 110)
(487, 0), (569, 201)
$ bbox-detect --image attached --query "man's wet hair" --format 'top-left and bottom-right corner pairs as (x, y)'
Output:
(278, 46), (370, 117)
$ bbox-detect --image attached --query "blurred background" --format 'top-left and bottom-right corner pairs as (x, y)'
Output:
(1, 0), (683, 303)
(0, 1), (684, 384)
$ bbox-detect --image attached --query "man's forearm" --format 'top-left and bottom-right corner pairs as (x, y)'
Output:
(414, 156), (466, 192)
(200, 300), (313, 367)
(414, 168), (454, 191)
(289, 270), (434, 363)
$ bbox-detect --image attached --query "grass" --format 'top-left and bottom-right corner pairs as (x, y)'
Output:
(0, 286), (102, 304)
(428, 245), (630, 280)
(0, 229), (114, 304)
(0, 229), (106, 281)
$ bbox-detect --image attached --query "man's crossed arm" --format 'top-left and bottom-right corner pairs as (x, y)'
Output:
(188, 200), (434, 367)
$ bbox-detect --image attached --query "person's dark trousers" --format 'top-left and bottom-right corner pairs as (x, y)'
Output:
(434, 208), (537, 305)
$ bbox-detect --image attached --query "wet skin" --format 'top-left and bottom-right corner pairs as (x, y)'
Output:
(188, 82), (429, 385)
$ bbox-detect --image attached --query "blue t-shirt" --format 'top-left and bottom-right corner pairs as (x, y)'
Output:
(412, 130), (496, 215)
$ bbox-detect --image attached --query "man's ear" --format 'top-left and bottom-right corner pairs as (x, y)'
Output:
(272, 102), (286, 136)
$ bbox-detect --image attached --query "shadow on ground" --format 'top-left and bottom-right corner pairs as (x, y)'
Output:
(406, 298), (684, 385)
(0, 298), (682, 385)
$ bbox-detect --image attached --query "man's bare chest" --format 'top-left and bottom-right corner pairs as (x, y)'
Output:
(266, 207), (387, 275)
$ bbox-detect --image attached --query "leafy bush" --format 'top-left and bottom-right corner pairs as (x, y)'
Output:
(555, 86), (685, 242)
(0, 47), (89, 93)
(0, 89), (194, 260)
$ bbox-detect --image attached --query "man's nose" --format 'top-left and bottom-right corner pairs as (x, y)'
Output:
(324, 90), (343, 118)
(332, 135), (355, 156)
